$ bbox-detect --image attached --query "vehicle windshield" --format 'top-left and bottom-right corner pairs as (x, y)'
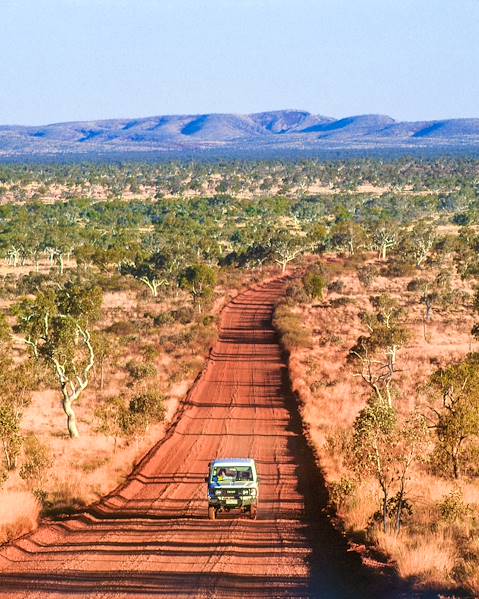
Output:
(211, 466), (253, 483)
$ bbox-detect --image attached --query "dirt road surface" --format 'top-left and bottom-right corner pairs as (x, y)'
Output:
(0, 278), (393, 598)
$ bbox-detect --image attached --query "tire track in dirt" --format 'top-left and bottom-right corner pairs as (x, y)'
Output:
(0, 277), (394, 598)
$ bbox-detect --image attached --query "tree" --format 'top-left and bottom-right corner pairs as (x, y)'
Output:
(304, 222), (329, 254)
(180, 263), (217, 313)
(302, 269), (327, 300)
(0, 402), (21, 472)
(371, 221), (399, 260)
(428, 355), (479, 479)
(93, 332), (115, 391)
(270, 229), (308, 273)
(121, 255), (167, 297)
(330, 222), (367, 256)
(349, 295), (408, 407)
(400, 223), (436, 268)
(407, 278), (441, 340)
(352, 399), (427, 533)
(0, 316), (35, 475)
(43, 223), (78, 275)
(16, 281), (103, 438)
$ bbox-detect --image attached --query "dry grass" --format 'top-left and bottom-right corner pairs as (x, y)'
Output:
(374, 529), (457, 587)
(0, 492), (41, 544)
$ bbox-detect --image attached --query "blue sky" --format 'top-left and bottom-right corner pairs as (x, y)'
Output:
(1, 0), (478, 125)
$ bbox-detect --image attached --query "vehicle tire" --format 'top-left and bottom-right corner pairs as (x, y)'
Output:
(249, 504), (257, 520)
(208, 506), (216, 520)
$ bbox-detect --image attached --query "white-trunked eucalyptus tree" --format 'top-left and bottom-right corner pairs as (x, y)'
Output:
(16, 282), (103, 438)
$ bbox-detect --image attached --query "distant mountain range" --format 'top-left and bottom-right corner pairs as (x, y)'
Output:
(1, 110), (479, 159)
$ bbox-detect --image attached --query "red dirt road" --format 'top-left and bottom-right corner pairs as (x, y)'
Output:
(0, 278), (391, 598)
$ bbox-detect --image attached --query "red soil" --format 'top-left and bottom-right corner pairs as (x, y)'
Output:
(0, 278), (395, 598)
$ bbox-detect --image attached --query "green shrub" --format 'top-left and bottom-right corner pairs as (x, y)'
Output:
(153, 311), (175, 326)
(328, 477), (356, 510)
(127, 390), (166, 432)
(159, 330), (194, 352)
(0, 403), (22, 471)
(302, 272), (326, 301)
(96, 390), (166, 439)
(438, 490), (471, 524)
(17, 272), (50, 294)
(125, 360), (157, 380)
(357, 264), (379, 288)
(192, 323), (218, 351)
(19, 435), (53, 487)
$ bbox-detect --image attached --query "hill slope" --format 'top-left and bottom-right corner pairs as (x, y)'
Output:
(1, 110), (479, 158)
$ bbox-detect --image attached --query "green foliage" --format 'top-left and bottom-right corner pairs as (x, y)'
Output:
(438, 489), (471, 524)
(328, 477), (356, 511)
(428, 354), (479, 478)
(369, 492), (413, 529)
(302, 268), (327, 301)
(153, 306), (194, 326)
(357, 264), (379, 288)
(180, 263), (217, 311)
(399, 222), (436, 268)
(352, 399), (427, 532)
(120, 252), (169, 297)
(330, 221), (367, 255)
(349, 296), (408, 403)
(125, 359), (157, 381)
(17, 281), (102, 370)
(0, 312), (12, 345)
(0, 402), (22, 471)
(128, 391), (166, 427)
(153, 311), (175, 326)
(16, 281), (103, 438)
(0, 325), (36, 473)
(19, 435), (53, 487)
(107, 320), (138, 336)
(353, 399), (397, 465)
(270, 228), (309, 272)
(96, 390), (166, 441)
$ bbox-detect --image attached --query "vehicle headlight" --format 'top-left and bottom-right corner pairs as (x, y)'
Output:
(251, 489), (257, 497)
(242, 489), (250, 496)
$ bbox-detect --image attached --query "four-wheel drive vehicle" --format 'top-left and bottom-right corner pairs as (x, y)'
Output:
(205, 458), (259, 520)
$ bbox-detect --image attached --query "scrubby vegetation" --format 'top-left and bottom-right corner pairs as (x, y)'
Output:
(1, 156), (479, 594)
(280, 247), (479, 596)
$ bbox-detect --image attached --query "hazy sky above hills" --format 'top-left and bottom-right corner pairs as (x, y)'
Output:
(2, 0), (478, 125)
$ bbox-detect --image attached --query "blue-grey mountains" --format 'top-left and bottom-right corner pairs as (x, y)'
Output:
(1, 110), (479, 158)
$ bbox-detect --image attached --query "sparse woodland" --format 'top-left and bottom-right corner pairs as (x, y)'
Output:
(278, 251), (479, 593)
(0, 157), (479, 595)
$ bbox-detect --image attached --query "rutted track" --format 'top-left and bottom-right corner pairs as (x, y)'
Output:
(0, 277), (390, 598)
